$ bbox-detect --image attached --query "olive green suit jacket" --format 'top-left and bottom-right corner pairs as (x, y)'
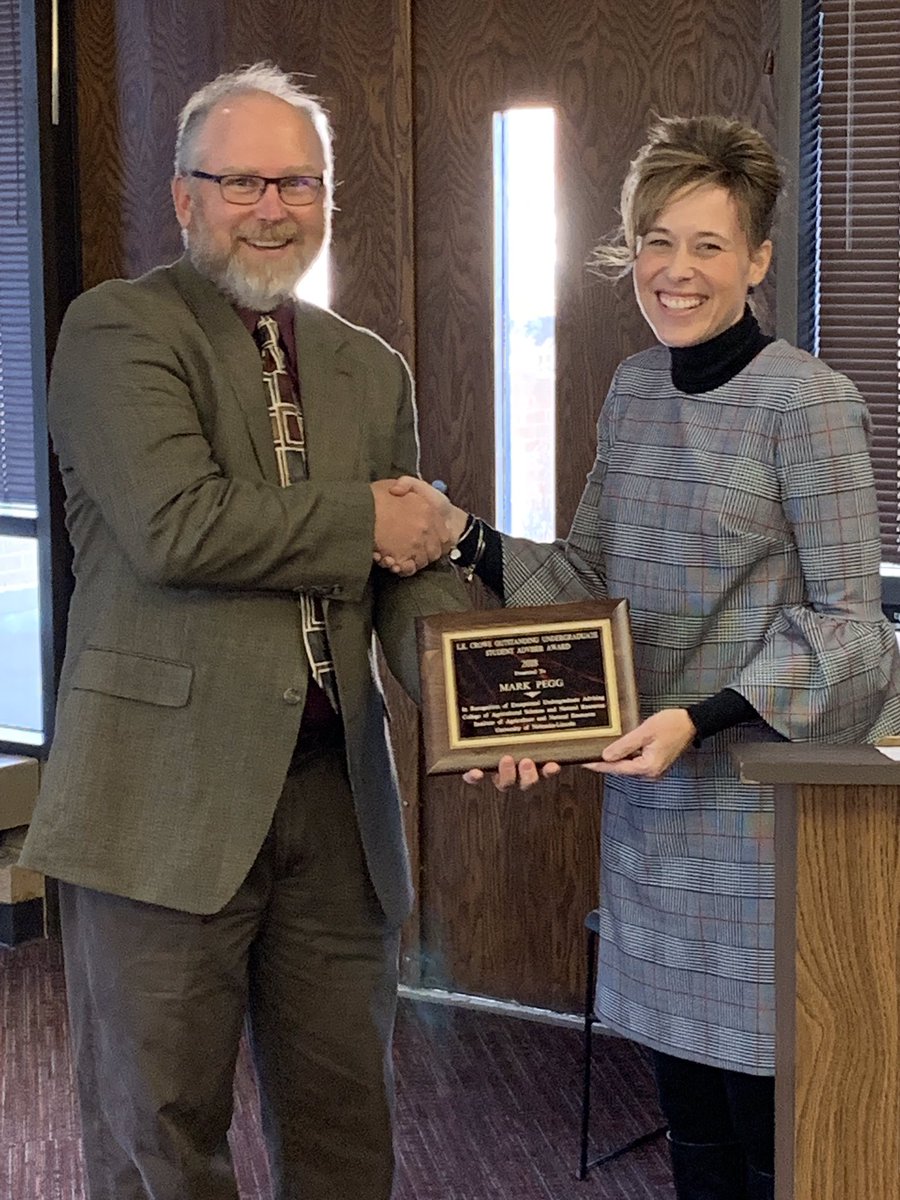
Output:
(22, 256), (466, 923)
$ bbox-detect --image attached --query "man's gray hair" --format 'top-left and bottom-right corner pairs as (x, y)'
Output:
(174, 62), (333, 179)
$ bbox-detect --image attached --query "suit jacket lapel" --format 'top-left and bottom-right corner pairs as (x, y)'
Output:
(293, 302), (362, 481)
(171, 256), (278, 481)
(170, 259), (363, 484)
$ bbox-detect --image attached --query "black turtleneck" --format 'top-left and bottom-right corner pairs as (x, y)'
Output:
(670, 304), (773, 394)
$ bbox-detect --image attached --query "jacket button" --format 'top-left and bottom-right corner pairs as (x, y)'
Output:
(283, 687), (304, 704)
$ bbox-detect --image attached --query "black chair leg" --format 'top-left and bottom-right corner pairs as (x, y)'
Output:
(577, 924), (598, 1180)
(577, 911), (667, 1180)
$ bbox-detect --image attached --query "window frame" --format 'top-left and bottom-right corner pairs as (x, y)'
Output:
(0, 0), (79, 757)
(792, 0), (900, 611)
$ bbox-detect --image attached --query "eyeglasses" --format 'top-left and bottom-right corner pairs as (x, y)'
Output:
(187, 171), (325, 207)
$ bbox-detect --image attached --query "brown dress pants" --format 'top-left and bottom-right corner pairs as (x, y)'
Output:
(59, 739), (400, 1200)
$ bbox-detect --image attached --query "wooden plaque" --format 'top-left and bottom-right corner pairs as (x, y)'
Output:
(417, 599), (639, 774)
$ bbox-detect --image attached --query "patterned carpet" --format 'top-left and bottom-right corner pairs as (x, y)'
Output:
(0, 938), (673, 1199)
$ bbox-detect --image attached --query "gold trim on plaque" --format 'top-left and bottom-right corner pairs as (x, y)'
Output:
(441, 618), (621, 749)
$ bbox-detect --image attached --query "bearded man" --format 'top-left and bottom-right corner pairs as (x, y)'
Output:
(21, 63), (465, 1200)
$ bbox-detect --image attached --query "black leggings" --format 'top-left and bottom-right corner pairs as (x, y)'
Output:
(651, 1049), (775, 1177)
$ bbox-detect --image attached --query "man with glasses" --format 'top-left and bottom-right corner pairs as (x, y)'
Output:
(22, 62), (464, 1200)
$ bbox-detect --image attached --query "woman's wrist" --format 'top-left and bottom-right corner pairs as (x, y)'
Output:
(448, 505), (469, 545)
(686, 689), (759, 745)
(448, 511), (487, 580)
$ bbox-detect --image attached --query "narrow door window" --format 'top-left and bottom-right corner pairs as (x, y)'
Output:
(493, 107), (556, 539)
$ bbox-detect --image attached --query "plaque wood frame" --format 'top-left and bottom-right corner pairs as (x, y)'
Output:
(417, 599), (639, 775)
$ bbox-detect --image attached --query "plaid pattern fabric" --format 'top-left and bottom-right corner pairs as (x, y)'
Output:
(498, 341), (900, 1073)
(255, 314), (339, 711)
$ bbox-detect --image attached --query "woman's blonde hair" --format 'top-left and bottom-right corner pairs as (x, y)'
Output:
(591, 115), (784, 276)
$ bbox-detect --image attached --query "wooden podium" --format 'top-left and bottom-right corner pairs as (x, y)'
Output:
(733, 744), (900, 1200)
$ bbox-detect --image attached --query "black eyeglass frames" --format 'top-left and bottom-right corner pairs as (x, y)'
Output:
(187, 171), (325, 206)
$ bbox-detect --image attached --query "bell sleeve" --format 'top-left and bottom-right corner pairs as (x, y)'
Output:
(730, 369), (900, 742)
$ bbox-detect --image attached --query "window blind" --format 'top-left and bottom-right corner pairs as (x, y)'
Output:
(0, 0), (37, 510)
(813, 0), (900, 563)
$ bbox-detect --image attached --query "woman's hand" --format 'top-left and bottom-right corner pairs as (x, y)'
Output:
(583, 708), (696, 780)
(462, 754), (562, 791)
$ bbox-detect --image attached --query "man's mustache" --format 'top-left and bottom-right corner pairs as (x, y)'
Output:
(235, 220), (300, 244)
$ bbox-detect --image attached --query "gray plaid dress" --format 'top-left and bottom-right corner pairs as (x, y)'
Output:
(499, 340), (900, 1073)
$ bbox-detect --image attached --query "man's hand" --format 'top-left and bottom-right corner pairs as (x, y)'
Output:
(370, 479), (454, 576)
(373, 476), (468, 574)
(583, 708), (696, 779)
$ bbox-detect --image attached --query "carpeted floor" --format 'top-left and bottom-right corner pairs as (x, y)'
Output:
(0, 938), (673, 1199)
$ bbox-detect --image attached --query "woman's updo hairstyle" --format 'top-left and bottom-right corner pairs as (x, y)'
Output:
(591, 114), (784, 277)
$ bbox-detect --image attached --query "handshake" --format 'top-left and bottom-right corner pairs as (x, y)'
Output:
(370, 476), (468, 576)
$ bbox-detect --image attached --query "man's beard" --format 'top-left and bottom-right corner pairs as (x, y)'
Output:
(185, 215), (320, 312)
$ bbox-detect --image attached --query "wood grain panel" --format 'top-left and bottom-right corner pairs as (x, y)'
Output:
(789, 783), (900, 1200)
(421, 771), (602, 1010)
(75, 0), (224, 285)
(414, 0), (779, 1009)
(223, 0), (320, 67)
(73, 0), (125, 286)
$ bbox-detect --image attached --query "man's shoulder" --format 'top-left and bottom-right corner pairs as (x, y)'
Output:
(66, 260), (186, 322)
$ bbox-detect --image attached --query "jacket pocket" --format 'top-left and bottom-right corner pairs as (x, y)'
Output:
(71, 647), (193, 708)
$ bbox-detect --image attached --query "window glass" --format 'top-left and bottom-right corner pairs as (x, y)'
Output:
(493, 107), (556, 540)
(0, 0), (46, 749)
(295, 248), (330, 307)
(811, 0), (900, 566)
(0, 533), (42, 742)
(0, 0), (38, 508)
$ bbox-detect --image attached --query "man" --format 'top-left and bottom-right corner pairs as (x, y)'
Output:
(21, 63), (465, 1200)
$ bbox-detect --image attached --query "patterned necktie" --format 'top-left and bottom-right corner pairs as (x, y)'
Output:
(254, 314), (340, 712)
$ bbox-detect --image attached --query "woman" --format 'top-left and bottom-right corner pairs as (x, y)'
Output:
(383, 115), (900, 1199)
